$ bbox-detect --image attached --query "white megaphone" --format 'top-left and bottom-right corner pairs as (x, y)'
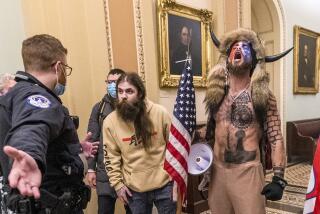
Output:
(187, 143), (213, 175)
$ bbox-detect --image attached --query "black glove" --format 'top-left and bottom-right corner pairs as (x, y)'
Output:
(261, 176), (287, 201)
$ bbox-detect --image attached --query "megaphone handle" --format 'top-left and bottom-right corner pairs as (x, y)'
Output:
(198, 176), (209, 200)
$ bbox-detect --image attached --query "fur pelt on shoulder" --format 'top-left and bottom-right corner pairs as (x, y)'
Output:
(204, 28), (270, 117)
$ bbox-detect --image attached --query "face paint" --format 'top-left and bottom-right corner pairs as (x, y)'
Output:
(228, 41), (253, 66)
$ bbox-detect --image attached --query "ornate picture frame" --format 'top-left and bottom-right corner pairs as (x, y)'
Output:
(157, 0), (212, 87)
(293, 25), (320, 94)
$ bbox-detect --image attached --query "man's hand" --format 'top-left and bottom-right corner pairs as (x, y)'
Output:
(80, 132), (99, 158)
(261, 176), (287, 201)
(3, 146), (42, 199)
(116, 186), (132, 204)
(86, 171), (97, 189)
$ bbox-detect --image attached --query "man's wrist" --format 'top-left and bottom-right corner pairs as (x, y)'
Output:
(115, 182), (125, 192)
(272, 176), (287, 189)
(273, 166), (285, 178)
(87, 169), (96, 173)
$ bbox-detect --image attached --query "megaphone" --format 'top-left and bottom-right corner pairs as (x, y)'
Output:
(187, 143), (213, 175)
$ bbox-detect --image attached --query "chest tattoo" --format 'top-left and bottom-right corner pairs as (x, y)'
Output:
(230, 91), (253, 129)
(224, 91), (256, 164)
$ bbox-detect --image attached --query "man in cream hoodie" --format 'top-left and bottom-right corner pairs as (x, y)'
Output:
(103, 72), (176, 214)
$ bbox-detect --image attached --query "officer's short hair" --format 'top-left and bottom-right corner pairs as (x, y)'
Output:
(22, 34), (68, 72)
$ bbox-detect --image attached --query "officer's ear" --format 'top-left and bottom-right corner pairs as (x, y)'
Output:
(51, 61), (58, 69)
(53, 61), (64, 74)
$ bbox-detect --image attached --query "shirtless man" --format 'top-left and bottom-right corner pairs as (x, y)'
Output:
(204, 28), (292, 214)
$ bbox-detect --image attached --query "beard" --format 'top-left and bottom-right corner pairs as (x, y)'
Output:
(116, 99), (144, 122)
(227, 61), (252, 76)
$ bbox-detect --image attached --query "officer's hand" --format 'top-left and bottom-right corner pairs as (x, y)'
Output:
(86, 171), (97, 188)
(117, 186), (132, 204)
(3, 146), (42, 199)
(261, 176), (287, 201)
(80, 132), (99, 158)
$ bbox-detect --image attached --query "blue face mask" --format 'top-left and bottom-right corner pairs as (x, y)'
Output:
(53, 82), (65, 96)
(107, 82), (117, 98)
(53, 70), (66, 96)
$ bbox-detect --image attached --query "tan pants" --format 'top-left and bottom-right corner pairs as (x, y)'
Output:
(208, 162), (266, 214)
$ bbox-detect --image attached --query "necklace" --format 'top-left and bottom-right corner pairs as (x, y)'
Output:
(229, 83), (250, 102)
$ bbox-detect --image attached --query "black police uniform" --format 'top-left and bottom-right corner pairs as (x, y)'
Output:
(0, 71), (90, 214)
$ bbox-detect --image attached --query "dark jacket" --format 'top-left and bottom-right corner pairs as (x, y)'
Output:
(87, 94), (116, 197)
(170, 44), (202, 76)
(0, 71), (85, 195)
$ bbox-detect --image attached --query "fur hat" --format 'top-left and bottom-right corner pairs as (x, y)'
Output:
(204, 28), (270, 117)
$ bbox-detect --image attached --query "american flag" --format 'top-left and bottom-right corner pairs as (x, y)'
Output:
(304, 137), (320, 213)
(164, 59), (196, 202)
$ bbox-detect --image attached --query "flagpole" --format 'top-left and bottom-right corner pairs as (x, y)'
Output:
(176, 192), (182, 214)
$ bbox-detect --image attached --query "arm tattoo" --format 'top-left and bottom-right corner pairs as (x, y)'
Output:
(266, 93), (286, 176)
(266, 94), (283, 148)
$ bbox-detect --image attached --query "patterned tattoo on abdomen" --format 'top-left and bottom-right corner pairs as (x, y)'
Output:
(224, 130), (256, 164)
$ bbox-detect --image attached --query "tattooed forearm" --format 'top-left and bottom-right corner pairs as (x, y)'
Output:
(266, 93), (286, 176)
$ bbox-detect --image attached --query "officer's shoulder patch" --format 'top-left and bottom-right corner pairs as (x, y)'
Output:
(27, 94), (51, 108)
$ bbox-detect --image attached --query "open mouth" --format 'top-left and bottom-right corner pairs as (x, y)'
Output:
(234, 52), (242, 60)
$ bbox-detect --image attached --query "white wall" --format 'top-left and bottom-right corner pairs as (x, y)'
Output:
(282, 0), (320, 121)
(0, 0), (25, 75)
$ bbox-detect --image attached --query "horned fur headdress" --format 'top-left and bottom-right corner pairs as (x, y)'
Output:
(204, 28), (292, 118)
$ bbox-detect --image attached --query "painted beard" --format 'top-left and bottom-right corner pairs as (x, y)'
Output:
(116, 99), (143, 122)
(227, 60), (252, 76)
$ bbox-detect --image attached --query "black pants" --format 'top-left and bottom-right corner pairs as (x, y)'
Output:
(38, 209), (83, 214)
(98, 195), (132, 214)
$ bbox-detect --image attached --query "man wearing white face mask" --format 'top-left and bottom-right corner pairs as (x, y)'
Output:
(0, 34), (93, 213)
(86, 68), (132, 214)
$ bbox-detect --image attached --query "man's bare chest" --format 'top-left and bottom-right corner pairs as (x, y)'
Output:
(214, 90), (261, 164)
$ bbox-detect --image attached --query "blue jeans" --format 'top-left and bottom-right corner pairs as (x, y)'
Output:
(128, 182), (176, 214)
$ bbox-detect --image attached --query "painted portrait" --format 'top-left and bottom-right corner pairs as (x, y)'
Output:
(157, 0), (212, 87)
(294, 26), (320, 94)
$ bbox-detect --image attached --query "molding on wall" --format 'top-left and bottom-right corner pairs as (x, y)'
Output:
(273, 0), (287, 143)
(223, 0), (226, 32)
(133, 0), (146, 82)
(103, 0), (114, 70)
(238, 0), (242, 27)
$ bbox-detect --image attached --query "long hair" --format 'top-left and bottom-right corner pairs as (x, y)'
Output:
(117, 72), (154, 150)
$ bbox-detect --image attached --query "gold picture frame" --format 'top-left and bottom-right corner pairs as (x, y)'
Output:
(293, 25), (320, 94)
(157, 0), (212, 87)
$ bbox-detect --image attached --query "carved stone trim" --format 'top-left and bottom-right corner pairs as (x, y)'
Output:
(277, 0), (287, 136)
(103, 0), (114, 70)
(238, 0), (242, 27)
(273, 0), (286, 140)
(133, 0), (146, 82)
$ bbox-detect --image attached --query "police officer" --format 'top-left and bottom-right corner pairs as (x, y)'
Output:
(0, 34), (91, 214)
